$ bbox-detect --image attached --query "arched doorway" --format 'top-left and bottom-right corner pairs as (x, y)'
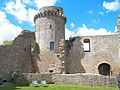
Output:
(98, 63), (111, 76)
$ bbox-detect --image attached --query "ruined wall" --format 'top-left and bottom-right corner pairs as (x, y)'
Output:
(65, 37), (85, 74)
(66, 35), (120, 76)
(81, 35), (120, 76)
(0, 30), (35, 79)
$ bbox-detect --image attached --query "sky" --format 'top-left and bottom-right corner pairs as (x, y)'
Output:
(0, 0), (120, 44)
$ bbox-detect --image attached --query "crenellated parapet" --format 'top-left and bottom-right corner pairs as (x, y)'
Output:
(34, 6), (67, 23)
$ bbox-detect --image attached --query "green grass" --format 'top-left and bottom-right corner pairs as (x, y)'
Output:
(0, 84), (118, 90)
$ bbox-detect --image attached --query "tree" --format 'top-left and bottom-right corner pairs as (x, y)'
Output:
(0, 40), (13, 46)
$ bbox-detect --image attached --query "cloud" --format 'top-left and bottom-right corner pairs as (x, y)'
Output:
(103, 0), (120, 12)
(0, 11), (6, 23)
(5, 0), (28, 23)
(0, 11), (22, 44)
(92, 19), (99, 24)
(70, 22), (75, 28)
(5, 0), (37, 25)
(33, 0), (57, 9)
(27, 8), (38, 25)
(76, 24), (114, 36)
(0, 0), (59, 43)
(88, 10), (94, 14)
(65, 27), (75, 40)
(65, 24), (114, 40)
(4, 0), (58, 25)
(115, 26), (118, 33)
(21, 0), (31, 4)
(98, 11), (104, 15)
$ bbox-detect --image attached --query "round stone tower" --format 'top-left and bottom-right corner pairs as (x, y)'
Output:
(34, 6), (66, 52)
(34, 6), (67, 73)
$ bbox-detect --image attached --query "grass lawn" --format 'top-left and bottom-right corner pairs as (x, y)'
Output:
(0, 84), (118, 90)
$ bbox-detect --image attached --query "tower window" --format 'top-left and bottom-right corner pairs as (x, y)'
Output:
(83, 39), (90, 52)
(50, 25), (52, 29)
(49, 70), (53, 73)
(57, 9), (59, 12)
(24, 48), (26, 51)
(50, 42), (54, 50)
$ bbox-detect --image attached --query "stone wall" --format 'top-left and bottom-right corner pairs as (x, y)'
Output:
(14, 73), (53, 84)
(65, 37), (85, 74)
(66, 35), (120, 76)
(0, 30), (35, 80)
(52, 74), (117, 87)
(14, 73), (117, 87)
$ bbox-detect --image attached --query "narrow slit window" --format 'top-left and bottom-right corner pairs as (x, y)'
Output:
(50, 42), (54, 50)
(57, 9), (59, 12)
(83, 39), (90, 52)
(50, 25), (52, 29)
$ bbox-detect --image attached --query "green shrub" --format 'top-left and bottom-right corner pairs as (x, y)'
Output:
(0, 40), (12, 46)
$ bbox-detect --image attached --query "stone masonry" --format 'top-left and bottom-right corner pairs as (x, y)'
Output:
(65, 35), (120, 76)
(0, 6), (120, 86)
(14, 73), (117, 87)
(0, 30), (35, 79)
(34, 6), (66, 73)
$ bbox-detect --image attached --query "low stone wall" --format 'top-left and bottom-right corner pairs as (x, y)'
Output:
(14, 73), (53, 84)
(14, 73), (117, 87)
(52, 74), (117, 87)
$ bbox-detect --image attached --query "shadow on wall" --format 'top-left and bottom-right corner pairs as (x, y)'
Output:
(66, 36), (85, 73)
(0, 71), (29, 90)
(9, 71), (30, 84)
(31, 42), (40, 73)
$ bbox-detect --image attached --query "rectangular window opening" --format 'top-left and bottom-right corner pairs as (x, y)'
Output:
(50, 42), (54, 50)
(84, 43), (90, 52)
(49, 70), (53, 73)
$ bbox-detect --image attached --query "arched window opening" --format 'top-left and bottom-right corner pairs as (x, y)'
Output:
(98, 63), (111, 76)
(83, 39), (90, 52)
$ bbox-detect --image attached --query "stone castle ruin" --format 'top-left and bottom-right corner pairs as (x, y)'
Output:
(0, 6), (120, 86)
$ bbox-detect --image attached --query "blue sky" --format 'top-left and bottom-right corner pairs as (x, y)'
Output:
(0, 0), (120, 44)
